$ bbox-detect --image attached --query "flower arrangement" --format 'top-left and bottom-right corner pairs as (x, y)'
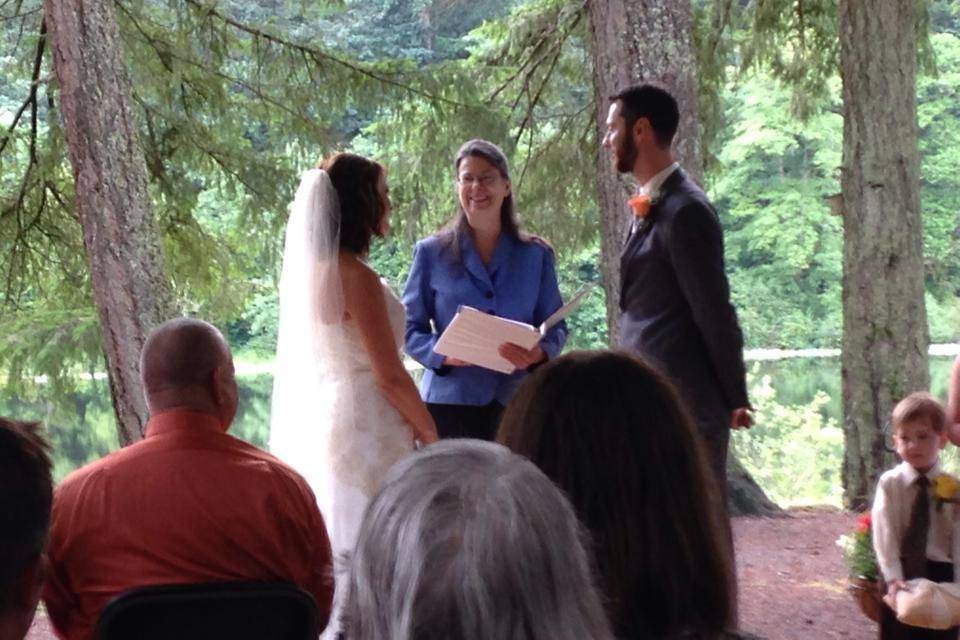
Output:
(839, 512), (882, 622)
(837, 512), (878, 581)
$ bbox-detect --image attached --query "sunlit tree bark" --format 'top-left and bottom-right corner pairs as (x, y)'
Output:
(45, 0), (176, 445)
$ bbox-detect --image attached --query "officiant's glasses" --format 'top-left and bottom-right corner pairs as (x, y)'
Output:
(457, 173), (500, 188)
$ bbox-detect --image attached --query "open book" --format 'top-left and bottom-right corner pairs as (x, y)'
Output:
(433, 285), (593, 374)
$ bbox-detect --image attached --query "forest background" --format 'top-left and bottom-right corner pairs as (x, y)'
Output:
(2, 0), (960, 508)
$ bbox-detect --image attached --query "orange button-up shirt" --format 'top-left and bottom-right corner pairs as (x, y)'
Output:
(43, 410), (333, 640)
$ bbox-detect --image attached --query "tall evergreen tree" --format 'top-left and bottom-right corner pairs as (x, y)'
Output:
(44, 0), (177, 444)
(838, 0), (929, 508)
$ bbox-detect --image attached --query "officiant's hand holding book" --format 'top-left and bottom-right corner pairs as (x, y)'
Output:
(434, 285), (593, 374)
(498, 342), (547, 371)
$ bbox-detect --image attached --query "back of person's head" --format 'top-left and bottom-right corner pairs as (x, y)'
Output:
(0, 418), (52, 636)
(892, 391), (946, 434)
(497, 350), (731, 637)
(342, 439), (613, 640)
(319, 153), (386, 255)
(140, 318), (237, 424)
(610, 83), (680, 149)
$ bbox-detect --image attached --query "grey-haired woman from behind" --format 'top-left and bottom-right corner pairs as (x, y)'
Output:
(340, 439), (614, 640)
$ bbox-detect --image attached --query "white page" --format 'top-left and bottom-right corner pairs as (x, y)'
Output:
(538, 284), (594, 335)
(434, 306), (541, 374)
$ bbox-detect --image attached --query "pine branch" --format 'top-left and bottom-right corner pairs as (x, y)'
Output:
(512, 44), (562, 145)
(0, 6), (40, 23)
(27, 18), (43, 165)
(507, 5), (584, 144)
(0, 17), (45, 159)
(181, 0), (473, 108)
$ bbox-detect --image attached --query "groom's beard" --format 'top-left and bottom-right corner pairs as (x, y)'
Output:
(616, 135), (638, 174)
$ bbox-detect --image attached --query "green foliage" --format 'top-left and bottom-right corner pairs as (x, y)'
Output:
(712, 73), (843, 347)
(355, 0), (596, 250)
(555, 242), (607, 351)
(918, 32), (960, 327)
(929, 0), (960, 34)
(4, 0), (960, 411)
(732, 365), (845, 506)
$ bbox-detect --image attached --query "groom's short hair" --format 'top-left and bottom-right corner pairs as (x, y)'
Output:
(610, 84), (680, 149)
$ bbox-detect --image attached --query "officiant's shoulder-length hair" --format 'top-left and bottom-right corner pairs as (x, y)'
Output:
(437, 139), (549, 262)
(341, 439), (613, 640)
(497, 350), (732, 638)
(319, 152), (387, 255)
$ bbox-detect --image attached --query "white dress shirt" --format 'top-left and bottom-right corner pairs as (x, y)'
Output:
(872, 460), (960, 582)
(640, 161), (680, 200)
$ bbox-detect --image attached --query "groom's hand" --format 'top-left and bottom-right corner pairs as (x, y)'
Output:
(498, 343), (546, 370)
(730, 407), (753, 429)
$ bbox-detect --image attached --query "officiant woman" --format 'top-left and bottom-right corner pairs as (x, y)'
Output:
(402, 139), (568, 441)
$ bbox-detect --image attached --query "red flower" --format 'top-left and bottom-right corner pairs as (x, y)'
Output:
(857, 512), (871, 534)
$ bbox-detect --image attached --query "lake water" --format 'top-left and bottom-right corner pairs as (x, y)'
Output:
(5, 356), (957, 504)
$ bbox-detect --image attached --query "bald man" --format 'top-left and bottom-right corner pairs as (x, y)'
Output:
(43, 319), (334, 640)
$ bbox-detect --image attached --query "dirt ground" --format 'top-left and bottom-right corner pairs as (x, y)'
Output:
(27, 507), (875, 640)
(736, 507), (874, 640)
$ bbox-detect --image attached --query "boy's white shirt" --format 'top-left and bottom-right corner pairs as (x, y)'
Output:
(872, 460), (960, 583)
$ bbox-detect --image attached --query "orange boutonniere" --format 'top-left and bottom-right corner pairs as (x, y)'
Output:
(628, 193), (652, 218)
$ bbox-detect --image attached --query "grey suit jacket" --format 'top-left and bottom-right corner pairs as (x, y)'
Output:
(618, 168), (748, 434)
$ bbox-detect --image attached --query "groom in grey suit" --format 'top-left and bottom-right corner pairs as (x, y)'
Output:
(602, 83), (751, 613)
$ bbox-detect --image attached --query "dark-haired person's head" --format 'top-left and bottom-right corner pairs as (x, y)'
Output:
(602, 84), (679, 174)
(342, 439), (613, 640)
(0, 418), (52, 640)
(140, 318), (238, 429)
(497, 350), (732, 638)
(320, 153), (389, 254)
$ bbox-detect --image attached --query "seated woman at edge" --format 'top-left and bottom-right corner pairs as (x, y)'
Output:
(340, 439), (614, 640)
(497, 350), (737, 640)
(269, 153), (439, 638)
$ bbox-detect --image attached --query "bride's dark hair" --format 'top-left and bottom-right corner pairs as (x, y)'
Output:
(320, 153), (387, 254)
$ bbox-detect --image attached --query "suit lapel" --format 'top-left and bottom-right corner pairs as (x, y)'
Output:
(461, 233), (494, 291)
(619, 167), (687, 302)
(620, 168), (686, 253)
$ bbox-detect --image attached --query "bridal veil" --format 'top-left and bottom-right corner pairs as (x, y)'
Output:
(269, 169), (356, 498)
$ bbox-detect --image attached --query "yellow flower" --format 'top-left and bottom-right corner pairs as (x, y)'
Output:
(935, 473), (960, 500)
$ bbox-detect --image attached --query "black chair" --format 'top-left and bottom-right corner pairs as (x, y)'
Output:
(94, 582), (321, 640)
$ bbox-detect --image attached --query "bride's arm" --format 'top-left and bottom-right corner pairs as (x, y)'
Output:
(341, 260), (439, 444)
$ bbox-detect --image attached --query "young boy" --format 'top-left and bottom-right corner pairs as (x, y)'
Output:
(872, 391), (959, 639)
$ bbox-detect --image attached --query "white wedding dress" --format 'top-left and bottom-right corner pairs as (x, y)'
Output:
(268, 170), (415, 638)
(316, 279), (414, 548)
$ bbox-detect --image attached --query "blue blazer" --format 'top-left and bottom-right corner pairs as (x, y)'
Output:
(403, 232), (568, 406)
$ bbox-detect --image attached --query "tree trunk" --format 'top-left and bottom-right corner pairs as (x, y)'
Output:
(838, 1), (928, 509)
(44, 0), (176, 445)
(586, 0), (703, 342)
(586, 0), (777, 516)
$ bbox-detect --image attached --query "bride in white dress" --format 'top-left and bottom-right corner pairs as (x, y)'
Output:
(269, 154), (439, 637)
